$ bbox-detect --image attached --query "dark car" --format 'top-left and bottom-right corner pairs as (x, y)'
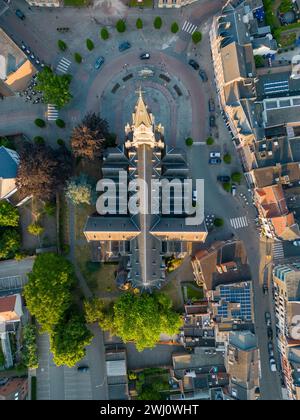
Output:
(77, 365), (89, 372)
(267, 326), (273, 340)
(209, 115), (216, 127)
(119, 41), (131, 52)
(199, 69), (208, 82)
(95, 56), (105, 70)
(140, 53), (150, 60)
(263, 283), (268, 295)
(208, 99), (215, 112)
(188, 59), (200, 70)
(217, 175), (230, 183)
(209, 157), (222, 165)
(15, 9), (25, 20)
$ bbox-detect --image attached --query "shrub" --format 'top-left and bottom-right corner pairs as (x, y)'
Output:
(74, 53), (82, 64)
(223, 153), (232, 164)
(154, 17), (162, 29)
(231, 172), (243, 184)
(58, 40), (67, 52)
(171, 22), (179, 33)
(56, 119), (65, 128)
(185, 137), (194, 147)
(100, 27), (109, 40)
(214, 218), (224, 228)
(86, 39), (94, 51)
(223, 182), (232, 192)
(57, 138), (65, 146)
(192, 31), (202, 44)
(116, 19), (126, 33)
(206, 137), (214, 146)
(136, 18), (143, 29)
(28, 222), (44, 236)
(34, 118), (46, 128)
(34, 136), (45, 145)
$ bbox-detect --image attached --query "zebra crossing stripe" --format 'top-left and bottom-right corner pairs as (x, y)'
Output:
(56, 57), (71, 74)
(47, 104), (59, 121)
(182, 21), (198, 34)
(230, 216), (249, 229)
(273, 242), (284, 259)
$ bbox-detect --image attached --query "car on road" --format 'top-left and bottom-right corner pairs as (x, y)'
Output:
(199, 69), (208, 82)
(188, 59), (200, 70)
(265, 312), (271, 327)
(209, 157), (222, 165)
(210, 151), (221, 158)
(267, 326), (273, 340)
(263, 283), (268, 295)
(268, 342), (273, 352)
(231, 185), (237, 196)
(217, 175), (231, 183)
(209, 115), (216, 128)
(95, 56), (105, 70)
(293, 240), (300, 246)
(140, 53), (150, 60)
(15, 9), (25, 20)
(77, 365), (89, 372)
(269, 359), (277, 372)
(208, 99), (215, 112)
(119, 41), (131, 52)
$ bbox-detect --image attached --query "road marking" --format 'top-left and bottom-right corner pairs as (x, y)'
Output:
(182, 20), (198, 35)
(47, 104), (59, 121)
(273, 241), (284, 260)
(56, 57), (72, 74)
(230, 216), (249, 229)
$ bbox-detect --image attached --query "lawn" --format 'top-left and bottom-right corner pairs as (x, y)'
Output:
(161, 280), (183, 311)
(129, 0), (153, 7)
(182, 282), (204, 302)
(64, 0), (89, 6)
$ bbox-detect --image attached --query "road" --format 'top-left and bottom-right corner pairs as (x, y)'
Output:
(0, 257), (34, 278)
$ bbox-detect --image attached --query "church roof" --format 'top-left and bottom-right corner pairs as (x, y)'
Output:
(132, 89), (152, 128)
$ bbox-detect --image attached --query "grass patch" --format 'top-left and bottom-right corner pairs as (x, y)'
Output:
(64, 0), (89, 6)
(182, 282), (204, 302)
(129, 0), (153, 6)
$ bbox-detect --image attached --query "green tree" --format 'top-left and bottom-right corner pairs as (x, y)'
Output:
(154, 17), (162, 29)
(223, 153), (232, 164)
(116, 19), (126, 33)
(34, 118), (46, 128)
(74, 53), (82, 64)
(22, 325), (39, 369)
(57, 40), (67, 52)
(206, 136), (214, 146)
(0, 229), (21, 260)
(27, 222), (44, 236)
(50, 310), (93, 367)
(100, 27), (109, 40)
(223, 182), (232, 193)
(109, 293), (183, 352)
(185, 137), (194, 146)
(136, 18), (143, 29)
(254, 55), (264, 68)
(56, 119), (65, 128)
(231, 172), (243, 184)
(171, 22), (179, 33)
(0, 201), (19, 227)
(86, 39), (94, 51)
(37, 67), (72, 109)
(24, 253), (75, 332)
(214, 218), (224, 228)
(34, 136), (45, 145)
(192, 31), (202, 44)
(84, 297), (106, 324)
(66, 175), (93, 205)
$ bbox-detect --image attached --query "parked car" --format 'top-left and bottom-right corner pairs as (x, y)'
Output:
(231, 185), (237, 196)
(77, 365), (89, 372)
(140, 53), (150, 60)
(268, 342), (273, 352)
(265, 312), (271, 322)
(188, 59), (200, 70)
(263, 283), (268, 295)
(269, 359), (277, 372)
(209, 157), (222, 165)
(208, 99), (215, 112)
(209, 115), (216, 127)
(293, 240), (300, 247)
(15, 9), (25, 20)
(210, 151), (221, 158)
(119, 41), (131, 52)
(95, 56), (105, 70)
(199, 69), (208, 82)
(267, 326), (273, 340)
(217, 175), (231, 183)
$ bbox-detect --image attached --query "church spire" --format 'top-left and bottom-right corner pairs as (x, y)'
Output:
(132, 87), (153, 128)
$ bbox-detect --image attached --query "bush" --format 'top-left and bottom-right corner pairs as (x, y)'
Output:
(57, 138), (65, 146)
(28, 222), (44, 237)
(34, 118), (46, 128)
(223, 182), (232, 192)
(223, 153), (232, 164)
(74, 53), (82, 64)
(214, 218), (224, 228)
(0, 201), (19, 227)
(192, 31), (202, 44)
(34, 136), (45, 145)
(86, 39), (94, 51)
(231, 172), (243, 184)
(58, 40), (67, 52)
(154, 17), (162, 29)
(100, 27), (109, 40)
(171, 22), (179, 33)
(116, 19), (126, 33)
(254, 55), (264, 68)
(206, 137), (214, 146)
(185, 137), (194, 147)
(56, 119), (65, 128)
(136, 18), (143, 29)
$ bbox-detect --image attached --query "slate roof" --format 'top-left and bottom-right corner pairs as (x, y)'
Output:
(0, 146), (19, 179)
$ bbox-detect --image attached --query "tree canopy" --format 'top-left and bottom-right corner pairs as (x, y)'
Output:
(0, 201), (19, 227)
(37, 67), (72, 109)
(24, 253), (75, 332)
(0, 229), (21, 260)
(22, 325), (39, 369)
(66, 175), (93, 205)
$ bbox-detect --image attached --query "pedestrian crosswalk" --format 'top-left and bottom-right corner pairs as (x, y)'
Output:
(181, 20), (198, 35)
(230, 216), (249, 230)
(47, 104), (59, 121)
(273, 241), (285, 260)
(56, 57), (71, 74)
